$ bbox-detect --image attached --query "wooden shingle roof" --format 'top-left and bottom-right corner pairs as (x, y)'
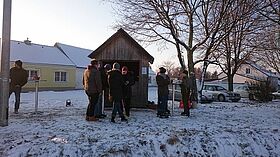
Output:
(88, 28), (154, 64)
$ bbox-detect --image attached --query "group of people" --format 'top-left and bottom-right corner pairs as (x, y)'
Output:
(8, 59), (191, 120)
(156, 67), (191, 118)
(83, 59), (135, 123)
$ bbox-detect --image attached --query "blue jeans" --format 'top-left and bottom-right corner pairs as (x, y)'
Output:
(94, 93), (102, 116)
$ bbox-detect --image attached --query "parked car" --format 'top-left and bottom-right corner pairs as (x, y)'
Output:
(203, 84), (241, 102)
(234, 85), (250, 98)
(168, 84), (214, 103)
(234, 84), (274, 100)
(272, 90), (280, 99)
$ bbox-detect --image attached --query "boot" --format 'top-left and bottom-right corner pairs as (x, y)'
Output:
(159, 113), (169, 118)
(87, 116), (99, 121)
(181, 111), (190, 117)
(111, 117), (116, 123)
(14, 109), (19, 114)
(121, 117), (128, 122)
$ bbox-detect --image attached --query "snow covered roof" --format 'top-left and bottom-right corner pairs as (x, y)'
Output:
(245, 61), (279, 78)
(10, 40), (75, 66)
(55, 43), (92, 68)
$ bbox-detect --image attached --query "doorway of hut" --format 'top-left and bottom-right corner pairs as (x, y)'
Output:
(101, 60), (140, 107)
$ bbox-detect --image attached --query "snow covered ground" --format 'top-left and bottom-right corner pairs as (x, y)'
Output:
(1, 87), (280, 157)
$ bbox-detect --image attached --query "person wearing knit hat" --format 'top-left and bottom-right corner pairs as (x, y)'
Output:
(112, 62), (120, 70)
(121, 66), (135, 117)
(108, 62), (127, 123)
(9, 60), (28, 114)
(156, 66), (170, 118)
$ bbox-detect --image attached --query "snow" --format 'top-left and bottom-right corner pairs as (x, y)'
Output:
(1, 87), (280, 157)
(55, 43), (93, 68)
(10, 40), (75, 66)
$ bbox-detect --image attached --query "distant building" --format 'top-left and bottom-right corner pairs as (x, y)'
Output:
(55, 43), (93, 89)
(10, 39), (76, 91)
(218, 61), (280, 90)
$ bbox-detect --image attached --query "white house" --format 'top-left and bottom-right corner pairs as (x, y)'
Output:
(10, 39), (77, 91)
(55, 43), (93, 89)
(218, 61), (280, 90)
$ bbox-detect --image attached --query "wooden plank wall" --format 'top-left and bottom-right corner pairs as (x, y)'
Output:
(94, 36), (150, 108)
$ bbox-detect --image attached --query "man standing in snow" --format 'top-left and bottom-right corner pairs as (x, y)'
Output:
(9, 60), (28, 114)
(94, 64), (112, 118)
(108, 62), (127, 123)
(156, 67), (170, 118)
(179, 69), (190, 117)
(83, 59), (102, 121)
(121, 66), (135, 117)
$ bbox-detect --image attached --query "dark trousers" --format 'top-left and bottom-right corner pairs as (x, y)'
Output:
(123, 97), (131, 117)
(181, 88), (190, 114)
(86, 92), (100, 117)
(157, 95), (168, 115)
(112, 100), (124, 118)
(9, 86), (21, 110)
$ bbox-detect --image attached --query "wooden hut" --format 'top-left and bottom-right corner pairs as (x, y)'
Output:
(88, 28), (154, 108)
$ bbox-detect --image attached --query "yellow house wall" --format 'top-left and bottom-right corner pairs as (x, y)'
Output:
(10, 62), (76, 91)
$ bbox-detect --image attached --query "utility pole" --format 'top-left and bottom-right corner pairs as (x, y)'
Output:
(0, 0), (12, 127)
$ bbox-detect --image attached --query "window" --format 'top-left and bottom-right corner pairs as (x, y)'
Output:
(27, 70), (39, 80)
(245, 68), (250, 74)
(55, 71), (67, 82)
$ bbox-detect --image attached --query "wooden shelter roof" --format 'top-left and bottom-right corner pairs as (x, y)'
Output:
(88, 28), (154, 64)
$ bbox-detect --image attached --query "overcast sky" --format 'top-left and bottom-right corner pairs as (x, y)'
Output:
(0, 0), (186, 70)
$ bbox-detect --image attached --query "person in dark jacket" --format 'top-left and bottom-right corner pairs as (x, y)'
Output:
(9, 60), (28, 114)
(83, 59), (102, 121)
(108, 62), (127, 123)
(121, 66), (135, 117)
(94, 64), (111, 118)
(179, 69), (191, 117)
(156, 67), (170, 118)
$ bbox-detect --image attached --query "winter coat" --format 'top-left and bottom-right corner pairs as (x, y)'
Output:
(9, 67), (28, 89)
(99, 67), (109, 90)
(180, 75), (191, 93)
(83, 65), (102, 94)
(156, 73), (170, 96)
(122, 71), (135, 98)
(108, 69), (124, 101)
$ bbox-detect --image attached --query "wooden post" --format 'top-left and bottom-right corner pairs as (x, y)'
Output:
(0, 0), (12, 127)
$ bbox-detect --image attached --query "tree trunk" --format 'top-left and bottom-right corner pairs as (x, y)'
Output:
(228, 74), (234, 91)
(187, 50), (198, 104)
(198, 61), (208, 99)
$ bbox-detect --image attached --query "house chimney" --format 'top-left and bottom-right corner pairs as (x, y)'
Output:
(24, 38), (31, 45)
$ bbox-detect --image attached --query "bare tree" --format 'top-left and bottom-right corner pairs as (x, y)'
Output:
(258, 0), (280, 25)
(253, 26), (280, 74)
(106, 0), (238, 101)
(211, 0), (265, 91)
